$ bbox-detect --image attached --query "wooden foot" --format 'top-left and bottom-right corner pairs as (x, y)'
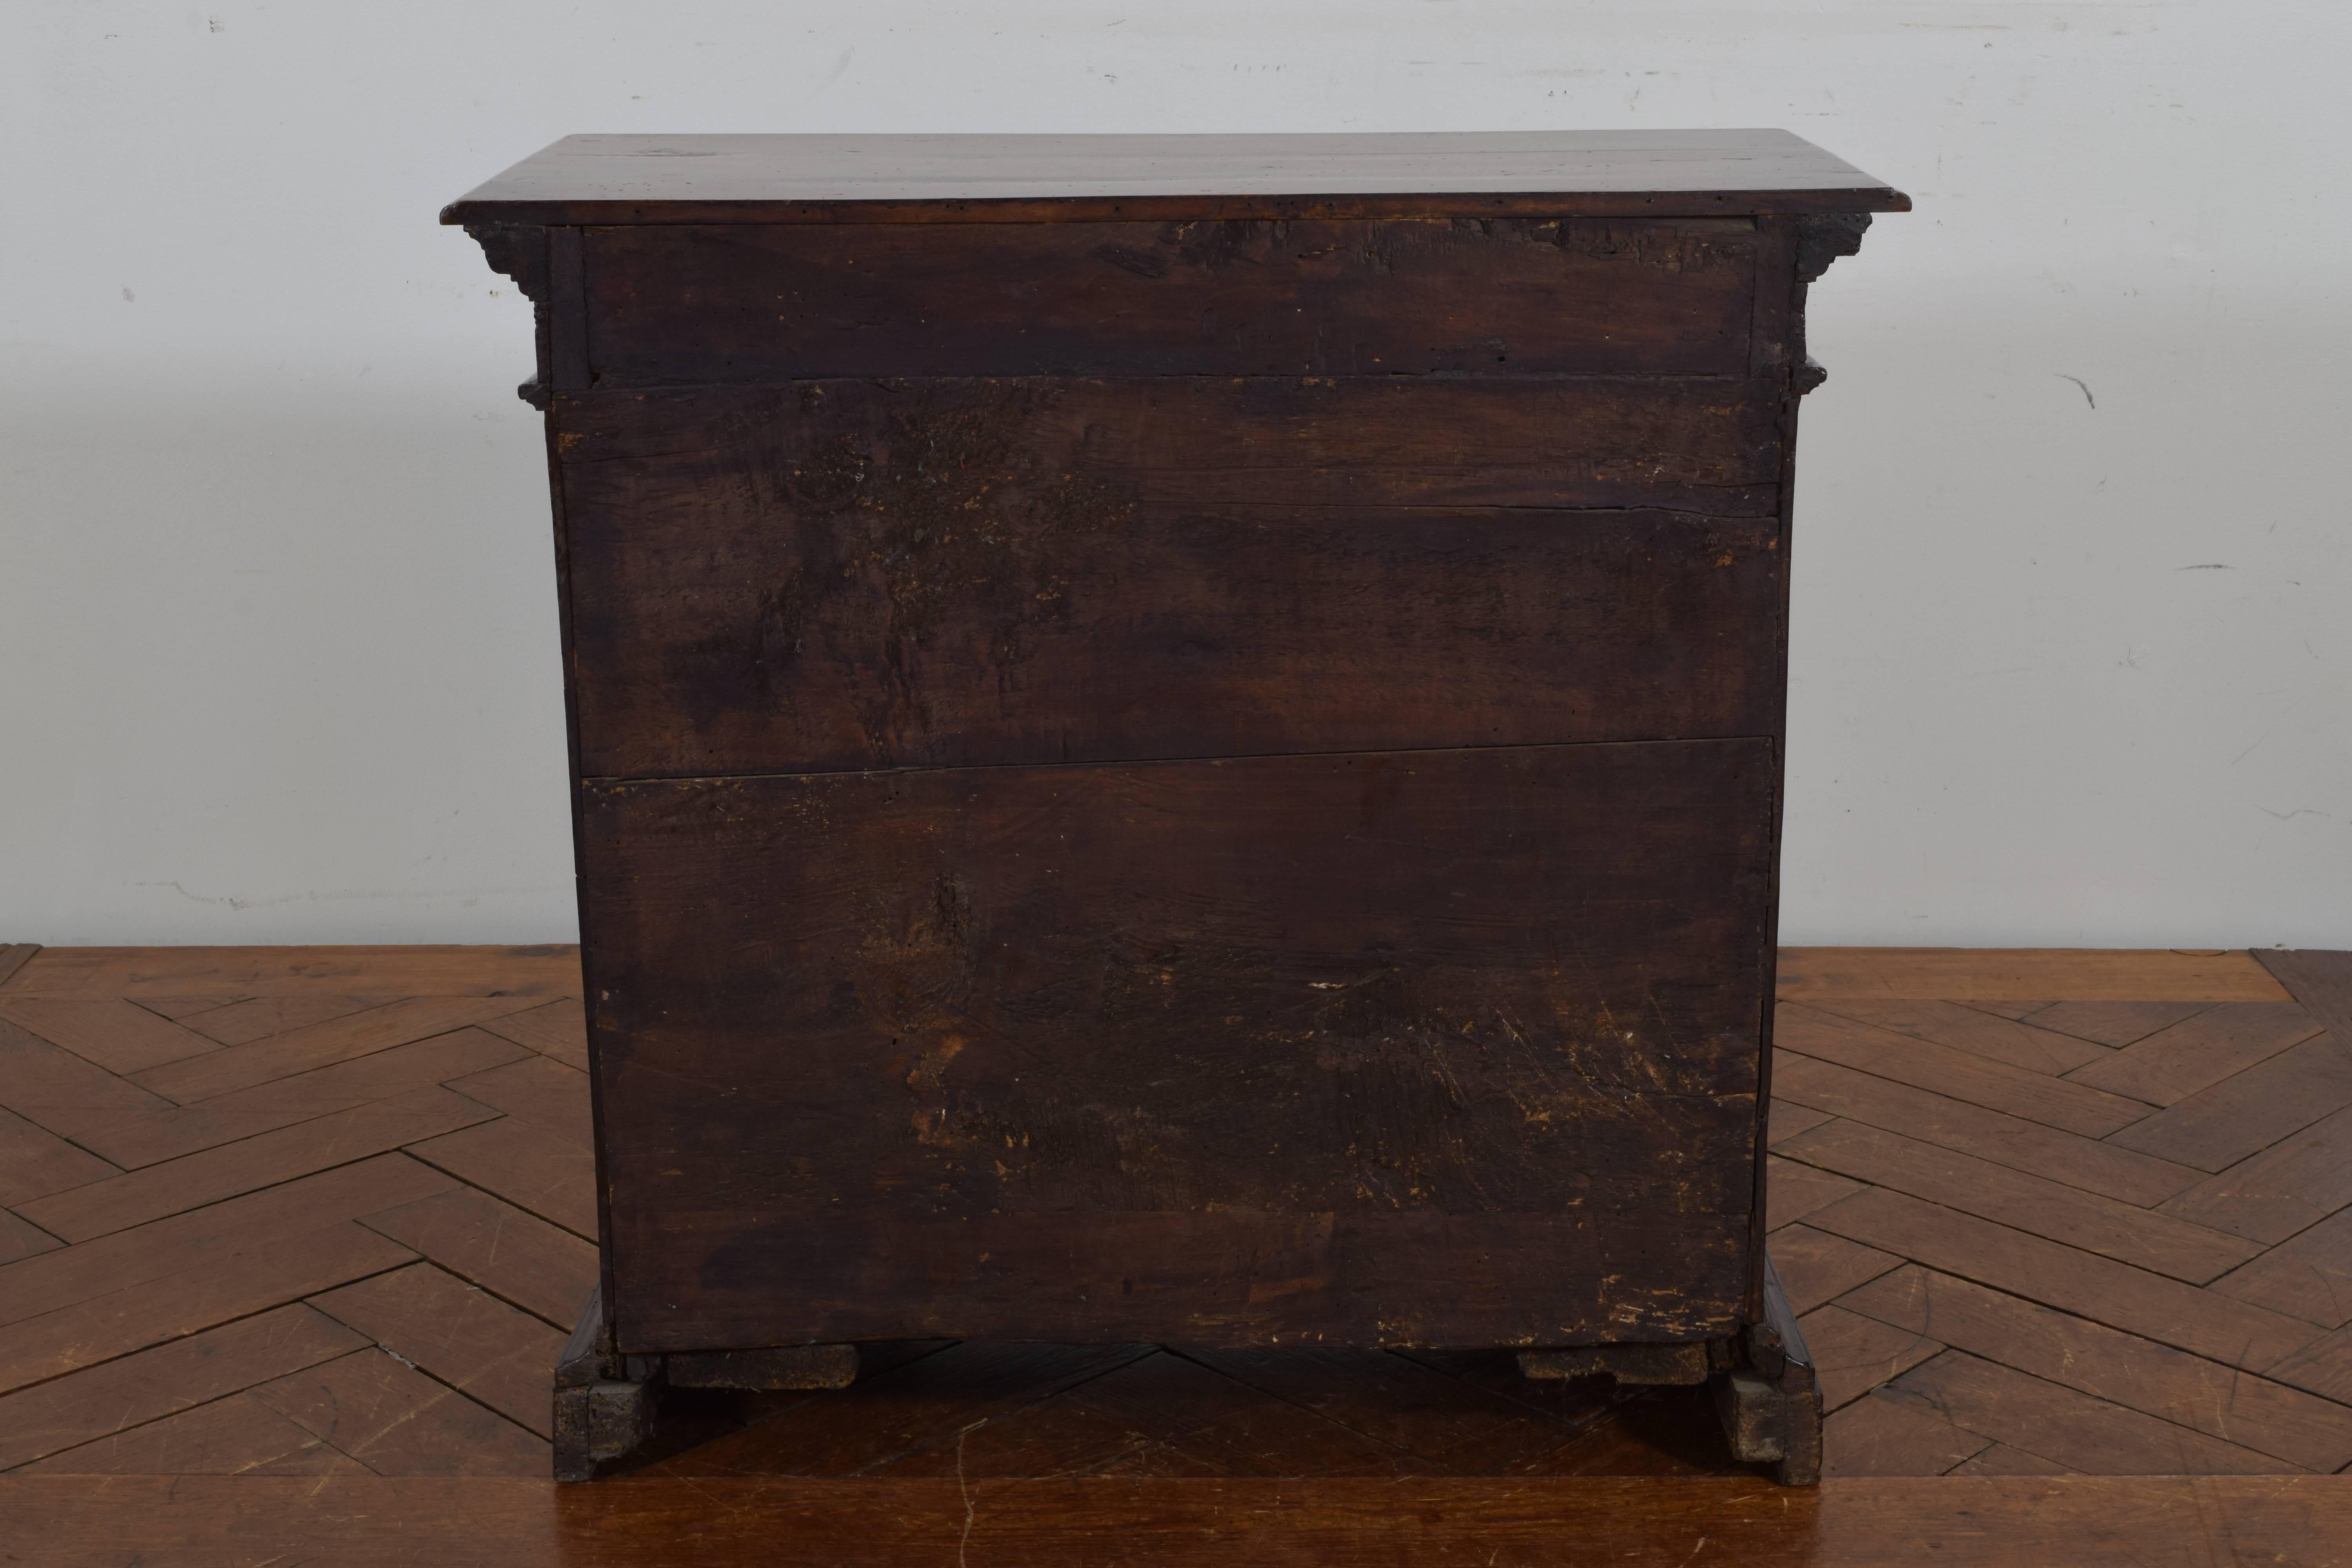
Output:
(552, 1284), (861, 1482)
(1711, 1250), (1823, 1486)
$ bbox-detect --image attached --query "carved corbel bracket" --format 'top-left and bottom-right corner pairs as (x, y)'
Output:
(465, 222), (554, 410)
(1794, 213), (1873, 285)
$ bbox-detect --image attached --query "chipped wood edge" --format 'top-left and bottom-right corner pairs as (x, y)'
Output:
(1775, 948), (2289, 1004)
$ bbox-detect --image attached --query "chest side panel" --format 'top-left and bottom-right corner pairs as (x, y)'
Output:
(581, 739), (1771, 1351)
(558, 377), (1787, 778)
(581, 218), (1760, 383)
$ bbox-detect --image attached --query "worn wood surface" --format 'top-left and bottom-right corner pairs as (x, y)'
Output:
(5, 1474), (2347, 1566)
(582, 218), (1763, 382)
(558, 379), (1785, 777)
(441, 129), (1911, 227)
(582, 740), (1773, 1350)
(3, 946), (2350, 1524)
(1777, 948), (2291, 1004)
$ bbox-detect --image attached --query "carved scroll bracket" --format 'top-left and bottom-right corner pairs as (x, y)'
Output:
(465, 222), (554, 410)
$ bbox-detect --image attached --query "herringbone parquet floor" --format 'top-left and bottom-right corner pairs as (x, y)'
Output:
(2, 944), (2348, 1485)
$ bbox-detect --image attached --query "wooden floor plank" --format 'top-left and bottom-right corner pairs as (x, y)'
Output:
(1801, 1000), (2111, 1076)
(356, 1187), (598, 1328)
(1766, 1223), (1904, 1315)
(1771, 1053), (2201, 1207)
(11, 1473), (2352, 1568)
(0, 1154), (457, 1325)
(443, 1056), (592, 1147)
(250, 1347), (552, 1477)
(2211, 1207), (2352, 1328)
(2159, 1104), (2352, 1244)
(2065, 1003), (2322, 1107)
(1777, 1005), (2152, 1137)
(2268, 1323), (2352, 1405)
(1765, 1152), (1864, 1231)
(132, 997), (545, 1105)
(309, 1263), (568, 1439)
(476, 999), (589, 1073)
(2029, 1002), (2214, 1049)
(3, 946), (581, 999)
(646, 1341), (1155, 1478)
(1949, 1443), (2075, 1476)
(1500, 1385), (1737, 1477)
(2257, 950), (2352, 1039)
(20, 1088), (494, 1242)
(1820, 1379), (1991, 1477)
(1886, 1352), (2299, 1475)
(405, 1117), (599, 1238)
(2105, 1033), (2352, 1172)
(1802, 1187), (2322, 1371)
(1766, 1100), (1835, 1147)
(1793, 1303), (1942, 1412)
(179, 994), (388, 1047)
(15, 1391), (366, 1476)
(0, 1303), (366, 1470)
(0, 1220), (414, 1396)
(1839, 1267), (2352, 1473)
(78, 1030), (526, 1171)
(0, 999), (219, 1076)
(1107, 1394), (1412, 1477)
(1174, 1347), (1593, 1475)
(0, 1106), (120, 1209)
(131, 996), (243, 1021)
(1776, 1119), (2263, 1284)
(0, 1207), (63, 1264)
(0, 1018), (175, 1141)
(1776, 949), (2288, 1004)
(1952, 1001), (2053, 1022)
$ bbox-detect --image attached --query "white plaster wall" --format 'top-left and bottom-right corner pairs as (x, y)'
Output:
(4, 2), (2346, 946)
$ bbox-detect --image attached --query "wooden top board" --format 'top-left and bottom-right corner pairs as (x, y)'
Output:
(441, 129), (1911, 225)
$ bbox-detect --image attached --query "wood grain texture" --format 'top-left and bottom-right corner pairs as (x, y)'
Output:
(0, 1104), (119, 1207)
(0, 1304), (366, 1471)
(2063, 1002), (2321, 1108)
(358, 1187), (599, 1328)
(1884, 1352), (2297, 1475)
(583, 741), (1772, 1350)
(443, 128), (1912, 225)
(1, 946), (582, 998)
(0, 999), (219, 1076)
(1776, 950), (2288, 1004)
(2256, 951), (2352, 1040)
(310, 1265), (568, 1438)
(1775, 1004), (2150, 1138)
(20, 1474), (2352, 1568)
(1842, 1266), (2352, 1473)
(557, 378), (1787, 778)
(2105, 1032), (2352, 1172)
(584, 218), (1761, 382)
(250, 1348), (551, 1477)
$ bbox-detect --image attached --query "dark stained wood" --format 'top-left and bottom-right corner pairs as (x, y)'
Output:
(443, 129), (1911, 226)
(584, 218), (1762, 383)
(445, 1056), (593, 1146)
(0, 1207), (61, 1263)
(29, 1473), (2352, 1568)
(583, 741), (1771, 1351)
(1792, 1305), (1941, 1412)
(557, 379), (1787, 778)
(1820, 1385), (1990, 1477)
(2159, 1104), (2352, 1244)
(2212, 1207), (2352, 1327)
(16, 1392), (363, 1476)
(1767, 1225), (1902, 1316)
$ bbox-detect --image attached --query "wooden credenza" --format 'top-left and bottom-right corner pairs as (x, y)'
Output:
(445, 131), (1906, 1483)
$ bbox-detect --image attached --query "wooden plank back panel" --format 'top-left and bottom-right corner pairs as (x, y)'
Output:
(580, 740), (1774, 1352)
(557, 377), (1786, 778)
(581, 219), (1761, 384)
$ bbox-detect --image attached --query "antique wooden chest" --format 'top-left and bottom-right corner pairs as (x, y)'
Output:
(443, 131), (1906, 1482)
